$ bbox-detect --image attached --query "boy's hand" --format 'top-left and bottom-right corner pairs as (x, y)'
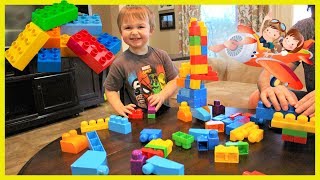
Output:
(114, 104), (136, 118)
(148, 93), (165, 111)
(260, 85), (298, 111)
(295, 90), (315, 117)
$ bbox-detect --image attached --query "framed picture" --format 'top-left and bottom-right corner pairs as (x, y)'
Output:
(158, 5), (174, 11)
(159, 12), (175, 30)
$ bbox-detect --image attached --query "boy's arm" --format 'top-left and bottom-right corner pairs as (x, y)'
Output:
(148, 75), (178, 111)
(105, 90), (136, 117)
(258, 63), (298, 111)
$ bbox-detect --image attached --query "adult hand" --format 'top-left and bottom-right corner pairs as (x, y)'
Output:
(295, 90), (315, 117)
(148, 93), (165, 111)
(114, 104), (136, 118)
(260, 85), (298, 111)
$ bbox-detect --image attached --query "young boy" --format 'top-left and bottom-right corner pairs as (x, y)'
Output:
(104, 6), (178, 117)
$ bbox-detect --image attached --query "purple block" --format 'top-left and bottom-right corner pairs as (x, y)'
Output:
(148, 103), (156, 114)
(130, 150), (147, 175)
(209, 100), (225, 117)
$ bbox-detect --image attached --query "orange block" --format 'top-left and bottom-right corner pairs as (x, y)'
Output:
(43, 27), (60, 48)
(60, 130), (88, 154)
(177, 102), (192, 122)
(176, 77), (185, 87)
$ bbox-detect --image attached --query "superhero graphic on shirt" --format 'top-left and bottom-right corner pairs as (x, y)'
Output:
(128, 64), (167, 108)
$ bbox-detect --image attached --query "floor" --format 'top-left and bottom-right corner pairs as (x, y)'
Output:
(5, 102), (116, 175)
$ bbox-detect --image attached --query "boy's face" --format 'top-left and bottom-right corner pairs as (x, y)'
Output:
(282, 35), (299, 51)
(263, 27), (280, 42)
(120, 17), (153, 53)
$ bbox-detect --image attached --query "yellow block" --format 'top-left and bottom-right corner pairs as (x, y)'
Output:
(80, 117), (109, 133)
(271, 112), (315, 133)
(190, 64), (208, 74)
(5, 22), (50, 71)
(230, 122), (259, 141)
(60, 34), (77, 57)
(215, 145), (239, 163)
(189, 45), (201, 56)
(248, 129), (264, 143)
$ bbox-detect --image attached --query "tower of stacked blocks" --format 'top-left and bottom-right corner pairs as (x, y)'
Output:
(176, 18), (219, 121)
(5, 0), (121, 74)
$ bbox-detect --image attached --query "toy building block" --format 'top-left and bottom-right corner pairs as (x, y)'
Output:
(5, 22), (50, 71)
(282, 128), (307, 138)
(198, 21), (207, 36)
(250, 114), (264, 124)
(190, 55), (207, 64)
(191, 107), (211, 121)
(256, 101), (296, 121)
(130, 149), (147, 175)
(271, 112), (315, 133)
(293, 136), (307, 144)
(189, 18), (200, 36)
(60, 34), (77, 57)
(147, 114), (156, 119)
(86, 131), (106, 153)
(197, 130), (219, 151)
(80, 117), (109, 133)
(214, 145), (239, 163)
(71, 150), (109, 175)
(67, 29), (115, 74)
(201, 36), (207, 45)
(108, 115), (132, 134)
(32, 0), (78, 31)
(225, 118), (249, 135)
(172, 131), (194, 149)
(248, 129), (264, 143)
(128, 108), (144, 120)
(188, 128), (212, 141)
(190, 64), (208, 75)
(229, 122), (259, 141)
(212, 114), (233, 125)
(190, 66), (219, 81)
(229, 112), (242, 120)
(225, 141), (249, 155)
(37, 48), (61, 72)
(205, 120), (224, 132)
(147, 103), (156, 114)
(140, 129), (162, 143)
(189, 36), (201, 46)
(243, 170), (265, 175)
(61, 14), (102, 36)
(282, 134), (295, 142)
(208, 100), (225, 117)
(178, 62), (191, 78)
(60, 129), (88, 154)
(141, 147), (164, 159)
(142, 155), (184, 175)
(176, 77), (185, 87)
(43, 27), (60, 48)
(177, 102), (192, 122)
(97, 33), (122, 55)
(145, 139), (173, 158)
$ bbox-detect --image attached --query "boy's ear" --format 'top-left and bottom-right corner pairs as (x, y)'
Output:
(150, 27), (155, 34)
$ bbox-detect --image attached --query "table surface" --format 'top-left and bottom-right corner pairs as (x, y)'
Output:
(19, 107), (315, 175)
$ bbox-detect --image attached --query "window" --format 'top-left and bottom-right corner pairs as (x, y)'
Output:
(201, 5), (237, 58)
(292, 5), (311, 25)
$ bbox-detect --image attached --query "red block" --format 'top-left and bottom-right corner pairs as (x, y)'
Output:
(140, 147), (164, 159)
(190, 66), (219, 81)
(201, 36), (207, 45)
(243, 170), (265, 175)
(189, 21), (200, 36)
(190, 55), (207, 64)
(67, 30), (115, 74)
(294, 136), (307, 144)
(282, 134), (294, 142)
(229, 112), (242, 120)
(128, 108), (144, 120)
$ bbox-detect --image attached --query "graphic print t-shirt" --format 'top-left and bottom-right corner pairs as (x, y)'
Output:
(104, 46), (178, 109)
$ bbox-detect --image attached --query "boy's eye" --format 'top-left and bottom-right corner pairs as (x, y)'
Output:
(124, 26), (132, 30)
(138, 26), (145, 29)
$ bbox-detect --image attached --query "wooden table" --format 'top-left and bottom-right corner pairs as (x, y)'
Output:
(19, 107), (315, 175)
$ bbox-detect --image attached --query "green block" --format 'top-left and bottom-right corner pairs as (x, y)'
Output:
(282, 128), (307, 138)
(189, 36), (201, 46)
(172, 131), (194, 149)
(32, 0), (78, 31)
(225, 141), (249, 155)
(148, 114), (156, 119)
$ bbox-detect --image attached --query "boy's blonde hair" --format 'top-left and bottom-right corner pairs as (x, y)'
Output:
(117, 6), (155, 32)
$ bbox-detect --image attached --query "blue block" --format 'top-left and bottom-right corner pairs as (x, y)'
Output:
(191, 107), (211, 121)
(207, 130), (219, 150)
(108, 115), (132, 134)
(61, 14), (102, 36)
(37, 48), (61, 72)
(188, 128), (211, 141)
(86, 131), (106, 153)
(189, 87), (207, 99)
(97, 33), (121, 55)
(142, 156), (184, 175)
(197, 136), (208, 151)
(71, 150), (109, 175)
(225, 121), (247, 135)
(184, 75), (190, 89)
(140, 129), (162, 143)
(201, 46), (207, 55)
(212, 114), (233, 125)
(178, 88), (191, 97)
(256, 101), (297, 121)
(250, 114), (264, 124)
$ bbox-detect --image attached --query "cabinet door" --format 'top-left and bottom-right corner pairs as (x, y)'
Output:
(33, 71), (79, 114)
(72, 58), (103, 107)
